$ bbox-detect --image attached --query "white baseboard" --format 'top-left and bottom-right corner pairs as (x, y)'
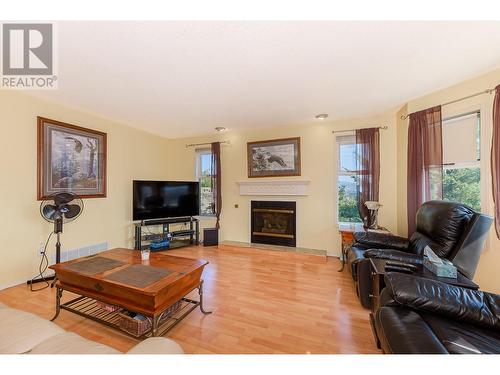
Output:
(0, 278), (28, 291)
(0, 272), (57, 291)
(1, 241), (108, 291)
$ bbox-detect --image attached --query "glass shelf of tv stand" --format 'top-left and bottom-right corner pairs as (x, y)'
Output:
(139, 238), (194, 251)
(134, 217), (199, 251)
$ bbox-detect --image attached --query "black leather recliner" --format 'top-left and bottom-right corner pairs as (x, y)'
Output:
(374, 273), (500, 354)
(347, 200), (493, 308)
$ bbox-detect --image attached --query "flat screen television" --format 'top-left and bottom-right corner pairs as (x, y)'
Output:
(133, 180), (200, 221)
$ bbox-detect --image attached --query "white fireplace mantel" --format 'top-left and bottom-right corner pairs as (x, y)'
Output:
(237, 179), (310, 196)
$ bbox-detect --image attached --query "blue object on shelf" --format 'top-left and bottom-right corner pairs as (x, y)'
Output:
(150, 238), (170, 250)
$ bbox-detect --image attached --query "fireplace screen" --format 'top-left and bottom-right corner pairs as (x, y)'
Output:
(251, 201), (296, 247)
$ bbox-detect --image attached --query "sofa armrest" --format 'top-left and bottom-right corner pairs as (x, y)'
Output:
(126, 337), (184, 354)
(375, 306), (448, 354)
(364, 249), (423, 264)
(353, 232), (409, 251)
(383, 273), (500, 331)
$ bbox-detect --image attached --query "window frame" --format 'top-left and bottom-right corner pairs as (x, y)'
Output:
(416, 100), (490, 251)
(195, 148), (215, 217)
(440, 110), (482, 211)
(335, 133), (362, 225)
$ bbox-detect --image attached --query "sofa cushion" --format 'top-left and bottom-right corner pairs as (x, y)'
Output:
(126, 337), (184, 354)
(409, 201), (475, 257)
(0, 307), (64, 354)
(353, 232), (409, 251)
(364, 249), (424, 264)
(0, 303), (185, 354)
(422, 313), (500, 354)
(347, 245), (368, 280)
(375, 306), (448, 354)
(28, 332), (120, 354)
(384, 273), (500, 331)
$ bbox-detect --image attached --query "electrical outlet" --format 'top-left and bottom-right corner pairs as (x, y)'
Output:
(38, 242), (45, 257)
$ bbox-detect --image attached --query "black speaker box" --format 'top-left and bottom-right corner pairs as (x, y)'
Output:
(203, 228), (219, 246)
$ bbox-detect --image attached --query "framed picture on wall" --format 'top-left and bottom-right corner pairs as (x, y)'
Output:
(247, 137), (301, 178)
(37, 117), (107, 199)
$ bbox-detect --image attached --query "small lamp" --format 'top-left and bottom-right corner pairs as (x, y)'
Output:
(365, 201), (382, 230)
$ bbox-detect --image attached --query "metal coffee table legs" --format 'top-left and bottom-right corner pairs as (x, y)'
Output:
(198, 280), (212, 315)
(51, 280), (211, 338)
(51, 287), (63, 321)
(149, 280), (212, 336)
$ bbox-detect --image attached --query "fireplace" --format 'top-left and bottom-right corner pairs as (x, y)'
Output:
(251, 201), (296, 247)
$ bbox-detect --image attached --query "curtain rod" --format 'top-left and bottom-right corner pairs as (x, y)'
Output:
(331, 125), (388, 134)
(185, 140), (230, 148)
(400, 88), (495, 120)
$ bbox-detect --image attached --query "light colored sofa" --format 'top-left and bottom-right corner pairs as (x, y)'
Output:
(0, 302), (184, 354)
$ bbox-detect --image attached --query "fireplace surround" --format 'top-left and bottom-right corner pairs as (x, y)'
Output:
(251, 201), (296, 247)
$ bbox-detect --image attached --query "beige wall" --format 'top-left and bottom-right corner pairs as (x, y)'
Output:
(396, 67), (500, 293)
(1, 91), (399, 288)
(166, 111), (399, 256)
(0, 91), (171, 288)
(2, 69), (498, 293)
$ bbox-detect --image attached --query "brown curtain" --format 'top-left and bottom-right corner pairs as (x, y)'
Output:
(491, 85), (500, 238)
(407, 106), (443, 234)
(211, 142), (222, 229)
(356, 127), (380, 227)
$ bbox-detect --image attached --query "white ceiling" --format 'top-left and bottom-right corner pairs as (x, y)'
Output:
(30, 21), (500, 138)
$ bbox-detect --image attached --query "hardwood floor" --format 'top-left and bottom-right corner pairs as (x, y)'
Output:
(0, 244), (380, 354)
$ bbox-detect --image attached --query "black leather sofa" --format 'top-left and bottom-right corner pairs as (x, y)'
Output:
(347, 200), (493, 308)
(374, 273), (500, 354)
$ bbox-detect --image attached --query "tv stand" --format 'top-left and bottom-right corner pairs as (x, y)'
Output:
(134, 217), (199, 251)
(141, 216), (193, 226)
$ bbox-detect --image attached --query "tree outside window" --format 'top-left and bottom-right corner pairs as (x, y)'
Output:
(443, 167), (480, 211)
(440, 112), (481, 212)
(337, 135), (362, 223)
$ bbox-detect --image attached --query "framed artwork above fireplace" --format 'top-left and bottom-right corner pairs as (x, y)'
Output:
(247, 137), (301, 178)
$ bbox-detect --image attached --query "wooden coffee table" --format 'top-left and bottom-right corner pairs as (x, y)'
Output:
(49, 248), (211, 338)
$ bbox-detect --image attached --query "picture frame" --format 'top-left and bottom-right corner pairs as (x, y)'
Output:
(247, 137), (301, 178)
(37, 117), (107, 200)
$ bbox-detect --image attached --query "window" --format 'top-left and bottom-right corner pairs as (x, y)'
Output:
(195, 149), (214, 216)
(441, 112), (481, 211)
(336, 134), (362, 223)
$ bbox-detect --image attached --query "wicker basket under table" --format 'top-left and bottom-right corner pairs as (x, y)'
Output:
(118, 300), (182, 336)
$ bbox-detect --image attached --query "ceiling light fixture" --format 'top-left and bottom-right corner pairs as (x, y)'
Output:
(215, 126), (226, 132)
(315, 114), (328, 120)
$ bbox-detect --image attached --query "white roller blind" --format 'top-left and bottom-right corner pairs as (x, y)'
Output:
(442, 112), (479, 165)
(336, 133), (355, 145)
(336, 133), (357, 173)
